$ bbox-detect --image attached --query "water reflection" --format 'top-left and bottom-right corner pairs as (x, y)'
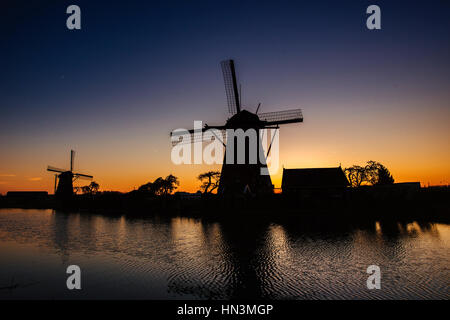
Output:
(0, 209), (448, 299)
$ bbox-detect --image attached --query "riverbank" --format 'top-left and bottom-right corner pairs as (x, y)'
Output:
(0, 186), (448, 223)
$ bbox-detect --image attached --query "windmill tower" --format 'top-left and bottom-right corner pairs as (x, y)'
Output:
(171, 59), (303, 196)
(47, 150), (93, 197)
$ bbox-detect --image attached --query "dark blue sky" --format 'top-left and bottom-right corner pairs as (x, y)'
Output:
(1, 0), (449, 192)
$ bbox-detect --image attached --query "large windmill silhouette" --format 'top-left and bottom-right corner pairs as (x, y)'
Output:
(171, 59), (303, 196)
(47, 150), (93, 197)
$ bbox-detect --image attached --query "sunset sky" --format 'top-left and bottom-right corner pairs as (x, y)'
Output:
(1, 0), (449, 194)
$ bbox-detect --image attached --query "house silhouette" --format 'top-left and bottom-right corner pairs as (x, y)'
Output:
(282, 167), (349, 198)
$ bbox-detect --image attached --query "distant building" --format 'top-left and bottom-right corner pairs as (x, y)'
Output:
(2, 191), (49, 208)
(6, 191), (49, 199)
(281, 167), (349, 199)
(368, 182), (421, 200)
(393, 182), (421, 189)
(174, 191), (202, 200)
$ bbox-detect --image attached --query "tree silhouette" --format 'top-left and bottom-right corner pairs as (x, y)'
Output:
(138, 182), (155, 194)
(345, 161), (394, 187)
(344, 166), (367, 187)
(137, 175), (179, 196)
(76, 181), (100, 195)
(365, 161), (394, 185)
(89, 181), (100, 193)
(198, 171), (221, 194)
(160, 174), (180, 195)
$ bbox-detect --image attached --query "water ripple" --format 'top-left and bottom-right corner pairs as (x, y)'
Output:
(0, 209), (448, 299)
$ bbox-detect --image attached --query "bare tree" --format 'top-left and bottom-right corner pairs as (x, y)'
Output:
(345, 161), (394, 187)
(345, 166), (367, 187)
(365, 160), (394, 185)
(198, 171), (221, 194)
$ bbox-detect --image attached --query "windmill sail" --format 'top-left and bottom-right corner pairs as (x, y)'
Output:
(47, 166), (66, 173)
(221, 60), (241, 114)
(70, 150), (75, 172)
(258, 108), (303, 126)
(171, 127), (226, 146)
(74, 173), (93, 179)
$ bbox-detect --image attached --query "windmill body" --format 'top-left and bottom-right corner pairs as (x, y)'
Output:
(217, 109), (273, 195)
(47, 150), (93, 197)
(55, 171), (75, 196)
(171, 60), (303, 196)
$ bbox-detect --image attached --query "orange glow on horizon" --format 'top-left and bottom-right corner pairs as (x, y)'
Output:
(1, 99), (449, 195)
(0, 156), (448, 195)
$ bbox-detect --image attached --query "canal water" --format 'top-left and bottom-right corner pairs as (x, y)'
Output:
(0, 209), (448, 299)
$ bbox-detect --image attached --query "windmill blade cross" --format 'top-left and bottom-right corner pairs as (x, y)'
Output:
(221, 59), (241, 115)
(74, 173), (93, 179)
(259, 108), (303, 126)
(47, 166), (66, 173)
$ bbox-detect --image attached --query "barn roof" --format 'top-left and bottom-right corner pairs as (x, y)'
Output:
(282, 167), (349, 189)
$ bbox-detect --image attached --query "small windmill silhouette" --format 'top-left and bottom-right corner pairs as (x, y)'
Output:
(47, 150), (93, 197)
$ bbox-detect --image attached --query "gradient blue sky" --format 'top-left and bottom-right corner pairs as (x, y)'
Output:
(1, 0), (449, 193)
